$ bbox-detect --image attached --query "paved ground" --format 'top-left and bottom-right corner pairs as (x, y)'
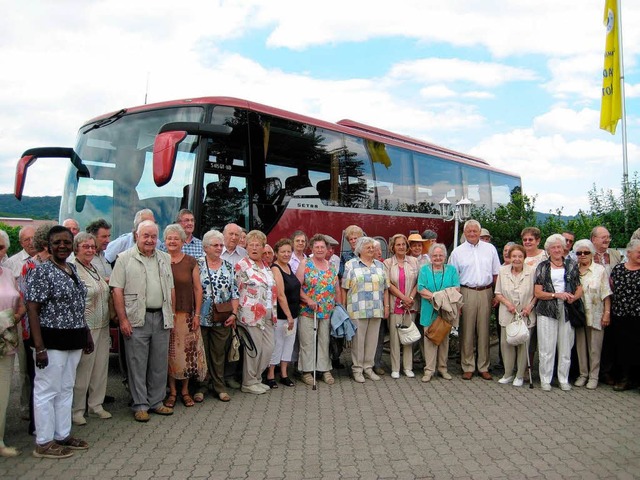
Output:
(1, 345), (640, 480)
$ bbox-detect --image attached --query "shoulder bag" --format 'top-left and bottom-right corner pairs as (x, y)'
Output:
(425, 315), (451, 346)
(565, 298), (586, 329)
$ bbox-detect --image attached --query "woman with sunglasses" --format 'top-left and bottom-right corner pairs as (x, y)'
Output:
(573, 239), (611, 390)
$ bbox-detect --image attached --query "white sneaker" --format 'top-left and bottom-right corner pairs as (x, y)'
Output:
(574, 376), (587, 387)
(364, 369), (381, 381)
(586, 379), (598, 390)
(541, 383), (552, 391)
(512, 377), (524, 387)
(72, 413), (87, 426)
(404, 370), (415, 378)
(257, 383), (271, 392)
(498, 375), (514, 384)
(353, 372), (365, 383)
(438, 371), (452, 380)
(559, 382), (572, 391)
(241, 384), (266, 395)
(391, 371), (400, 379)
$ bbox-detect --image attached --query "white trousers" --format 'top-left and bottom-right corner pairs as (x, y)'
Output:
(73, 326), (110, 416)
(33, 349), (82, 445)
(270, 318), (298, 365)
(537, 306), (574, 385)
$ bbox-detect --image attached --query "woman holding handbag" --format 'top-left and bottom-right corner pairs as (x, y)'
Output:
(197, 229), (239, 402)
(384, 234), (419, 379)
(417, 243), (459, 383)
(494, 245), (536, 387)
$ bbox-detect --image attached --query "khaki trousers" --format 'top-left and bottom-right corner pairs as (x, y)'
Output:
(460, 287), (493, 373)
(575, 326), (604, 382)
(500, 326), (528, 379)
(0, 354), (15, 447)
(73, 326), (110, 416)
(298, 315), (331, 373)
(423, 334), (450, 376)
(388, 313), (414, 373)
(351, 318), (381, 374)
(242, 324), (274, 387)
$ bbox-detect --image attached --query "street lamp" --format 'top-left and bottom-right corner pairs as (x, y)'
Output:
(439, 195), (472, 249)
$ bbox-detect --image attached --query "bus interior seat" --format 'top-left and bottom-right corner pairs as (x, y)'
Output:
(285, 175), (312, 195)
(316, 179), (331, 203)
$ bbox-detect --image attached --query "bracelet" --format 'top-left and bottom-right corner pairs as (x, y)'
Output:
(230, 312), (237, 318)
(194, 314), (201, 317)
(36, 348), (47, 354)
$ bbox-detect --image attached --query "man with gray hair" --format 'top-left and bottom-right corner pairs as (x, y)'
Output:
(105, 209), (155, 264)
(110, 220), (175, 422)
(448, 219), (501, 381)
(5, 225), (37, 278)
(62, 218), (81, 237)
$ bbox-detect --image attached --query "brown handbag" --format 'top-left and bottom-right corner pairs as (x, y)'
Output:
(425, 315), (451, 346)
(212, 302), (234, 323)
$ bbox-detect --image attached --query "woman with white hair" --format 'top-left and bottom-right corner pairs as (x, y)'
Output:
(573, 239), (611, 390)
(534, 234), (583, 391)
(342, 236), (389, 383)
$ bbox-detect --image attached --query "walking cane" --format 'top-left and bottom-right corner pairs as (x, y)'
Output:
(526, 338), (534, 389)
(312, 309), (318, 391)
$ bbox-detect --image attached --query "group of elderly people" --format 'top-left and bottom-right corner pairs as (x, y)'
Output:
(1, 216), (639, 459)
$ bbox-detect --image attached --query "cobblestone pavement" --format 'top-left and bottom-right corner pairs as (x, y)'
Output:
(1, 348), (639, 480)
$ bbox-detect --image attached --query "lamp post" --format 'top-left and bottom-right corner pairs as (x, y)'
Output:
(439, 196), (472, 249)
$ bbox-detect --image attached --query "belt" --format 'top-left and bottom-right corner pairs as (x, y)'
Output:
(145, 308), (162, 313)
(461, 284), (493, 291)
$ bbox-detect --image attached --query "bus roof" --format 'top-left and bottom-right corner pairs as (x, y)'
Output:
(85, 96), (518, 178)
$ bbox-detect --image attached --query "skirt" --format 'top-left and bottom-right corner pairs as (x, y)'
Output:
(168, 312), (207, 381)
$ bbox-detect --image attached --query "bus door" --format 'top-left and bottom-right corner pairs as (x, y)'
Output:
(199, 135), (250, 234)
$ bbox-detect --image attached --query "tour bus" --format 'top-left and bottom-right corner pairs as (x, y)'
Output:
(15, 96), (521, 256)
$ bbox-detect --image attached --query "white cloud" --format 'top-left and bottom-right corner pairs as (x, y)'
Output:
(533, 107), (600, 135)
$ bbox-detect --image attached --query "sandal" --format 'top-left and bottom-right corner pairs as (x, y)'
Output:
(181, 394), (195, 407)
(32, 441), (73, 459)
(58, 436), (89, 450)
(265, 378), (278, 389)
(163, 394), (177, 408)
(218, 392), (231, 402)
(193, 392), (205, 403)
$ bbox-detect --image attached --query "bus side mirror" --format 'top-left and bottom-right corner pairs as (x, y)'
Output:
(153, 122), (232, 187)
(14, 147), (88, 200)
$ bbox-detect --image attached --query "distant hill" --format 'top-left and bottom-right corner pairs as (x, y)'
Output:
(0, 194), (61, 220)
(535, 211), (576, 223)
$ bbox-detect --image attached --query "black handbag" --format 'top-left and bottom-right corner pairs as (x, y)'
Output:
(565, 299), (586, 328)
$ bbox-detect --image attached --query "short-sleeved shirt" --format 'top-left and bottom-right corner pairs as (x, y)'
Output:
(197, 257), (239, 327)
(610, 263), (640, 318)
(417, 264), (460, 327)
(171, 255), (198, 313)
(342, 258), (389, 319)
(25, 261), (87, 350)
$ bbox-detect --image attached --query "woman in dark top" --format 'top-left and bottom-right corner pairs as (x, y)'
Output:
(25, 226), (93, 459)
(610, 239), (640, 391)
(266, 238), (301, 387)
(164, 224), (206, 408)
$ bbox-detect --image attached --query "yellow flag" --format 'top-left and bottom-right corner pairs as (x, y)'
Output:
(364, 140), (392, 168)
(600, 0), (621, 134)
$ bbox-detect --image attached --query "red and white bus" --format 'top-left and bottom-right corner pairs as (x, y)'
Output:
(15, 96), (520, 255)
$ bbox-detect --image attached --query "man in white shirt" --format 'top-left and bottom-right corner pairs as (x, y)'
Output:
(449, 220), (501, 380)
(5, 225), (37, 278)
(221, 223), (247, 268)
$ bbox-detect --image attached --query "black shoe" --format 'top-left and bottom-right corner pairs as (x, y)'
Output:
(103, 395), (115, 404)
(332, 360), (345, 369)
(280, 377), (295, 387)
(265, 379), (278, 389)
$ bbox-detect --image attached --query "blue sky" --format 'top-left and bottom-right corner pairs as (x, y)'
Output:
(0, 0), (638, 215)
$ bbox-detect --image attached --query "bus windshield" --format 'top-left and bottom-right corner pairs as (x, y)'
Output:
(60, 106), (204, 237)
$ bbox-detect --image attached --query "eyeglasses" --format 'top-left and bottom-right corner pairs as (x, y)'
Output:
(575, 251), (591, 256)
(80, 244), (97, 250)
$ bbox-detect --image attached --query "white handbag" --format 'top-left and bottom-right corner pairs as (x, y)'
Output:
(506, 312), (530, 346)
(396, 311), (421, 345)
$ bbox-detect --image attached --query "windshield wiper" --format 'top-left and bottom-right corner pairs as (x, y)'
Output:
(82, 108), (127, 134)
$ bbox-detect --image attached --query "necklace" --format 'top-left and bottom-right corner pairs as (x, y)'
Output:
(170, 253), (185, 265)
(78, 260), (101, 281)
(550, 259), (564, 268)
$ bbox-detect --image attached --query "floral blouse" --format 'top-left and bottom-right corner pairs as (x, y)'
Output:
(197, 257), (239, 327)
(235, 256), (277, 328)
(579, 262), (612, 329)
(610, 263), (640, 318)
(300, 258), (339, 320)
